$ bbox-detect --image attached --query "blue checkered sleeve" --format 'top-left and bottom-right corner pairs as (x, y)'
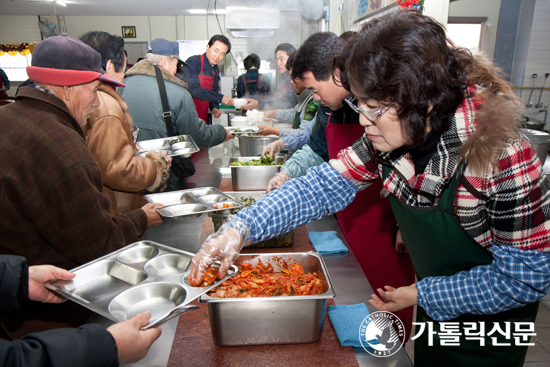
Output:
(231, 162), (358, 243)
(417, 244), (550, 321)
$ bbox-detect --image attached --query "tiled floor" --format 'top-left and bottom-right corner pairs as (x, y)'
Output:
(404, 292), (550, 365)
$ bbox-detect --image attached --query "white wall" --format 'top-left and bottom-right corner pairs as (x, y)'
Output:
(0, 15), (42, 44)
(448, 0), (501, 59)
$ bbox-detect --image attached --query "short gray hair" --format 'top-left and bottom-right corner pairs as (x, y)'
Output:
(145, 53), (173, 64)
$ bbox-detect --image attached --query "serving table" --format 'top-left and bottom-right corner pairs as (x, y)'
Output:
(88, 142), (413, 367)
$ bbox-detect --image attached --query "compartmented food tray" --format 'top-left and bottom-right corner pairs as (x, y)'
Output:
(226, 126), (262, 135)
(209, 191), (294, 248)
(46, 241), (237, 329)
(144, 187), (245, 219)
(199, 252), (335, 346)
(230, 156), (286, 191)
(136, 135), (199, 158)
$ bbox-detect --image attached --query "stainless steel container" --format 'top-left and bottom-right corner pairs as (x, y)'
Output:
(199, 252), (336, 346)
(521, 128), (550, 164)
(230, 156), (286, 191)
(46, 241), (237, 329)
(238, 135), (279, 156)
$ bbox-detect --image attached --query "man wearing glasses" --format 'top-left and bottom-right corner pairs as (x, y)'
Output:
(183, 35), (234, 124)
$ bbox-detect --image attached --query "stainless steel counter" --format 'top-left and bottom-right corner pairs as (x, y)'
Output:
(89, 141), (413, 367)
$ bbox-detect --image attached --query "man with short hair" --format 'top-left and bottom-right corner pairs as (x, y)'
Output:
(236, 53), (271, 98)
(183, 34), (234, 123)
(0, 33), (163, 270)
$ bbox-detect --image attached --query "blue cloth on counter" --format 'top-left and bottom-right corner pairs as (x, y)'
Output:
(327, 303), (378, 348)
(308, 231), (348, 255)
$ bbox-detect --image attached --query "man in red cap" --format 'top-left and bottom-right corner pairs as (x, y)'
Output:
(0, 34), (165, 351)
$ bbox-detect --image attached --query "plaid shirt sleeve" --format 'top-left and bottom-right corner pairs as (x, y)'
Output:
(281, 145), (325, 178)
(417, 244), (550, 321)
(230, 163), (358, 243)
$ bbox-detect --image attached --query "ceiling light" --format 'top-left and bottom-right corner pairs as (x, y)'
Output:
(56, 1), (67, 6)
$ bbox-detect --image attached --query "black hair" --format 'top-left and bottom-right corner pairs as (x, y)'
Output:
(343, 9), (473, 148)
(285, 53), (295, 72)
(274, 43), (296, 57)
(243, 53), (261, 70)
(78, 31), (125, 73)
(292, 32), (344, 82)
(208, 34), (231, 54)
(339, 31), (357, 43)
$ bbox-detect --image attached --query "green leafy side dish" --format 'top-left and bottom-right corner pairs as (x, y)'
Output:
(170, 135), (189, 144)
(230, 152), (280, 166)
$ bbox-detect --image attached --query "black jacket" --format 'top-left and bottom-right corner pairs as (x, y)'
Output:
(0, 255), (119, 367)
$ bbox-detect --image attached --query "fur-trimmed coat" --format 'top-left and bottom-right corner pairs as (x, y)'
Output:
(84, 84), (170, 216)
(119, 60), (227, 149)
(332, 56), (550, 252)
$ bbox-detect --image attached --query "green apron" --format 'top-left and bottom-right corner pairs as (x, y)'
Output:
(293, 110), (301, 129)
(382, 164), (538, 367)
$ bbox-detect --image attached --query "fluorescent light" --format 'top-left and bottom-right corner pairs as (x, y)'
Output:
(187, 9), (226, 14)
(56, 1), (67, 6)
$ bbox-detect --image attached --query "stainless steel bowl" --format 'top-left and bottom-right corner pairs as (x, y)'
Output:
(238, 135), (279, 156)
(521, 128), (550, 164)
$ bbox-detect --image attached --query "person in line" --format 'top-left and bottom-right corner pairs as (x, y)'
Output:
(188, 10), (550, 366)
(120, 38), (231, 147)
(0, 34), (164, 337)
(0, 67), (9, 99)
(0, 255), (161, 366)
(183, 35), (234, 123)
(236, 53), (271, 99)
(79, 31), (172, 216)
(242, 43), (297, 111)
(0, 33), (163, 270)
(258, 53), (319, 139)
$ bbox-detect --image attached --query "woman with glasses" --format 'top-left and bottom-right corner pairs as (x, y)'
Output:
(189, 10), (550, 366)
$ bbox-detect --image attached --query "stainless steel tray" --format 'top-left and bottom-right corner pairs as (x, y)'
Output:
(199, 252), (335, 346)
(46, 241), (237, 330)
(226, 126), (262, 135)
(136, 135), (199, 158)
(230, 156), (286, 191)
(144, 187), (245, 219)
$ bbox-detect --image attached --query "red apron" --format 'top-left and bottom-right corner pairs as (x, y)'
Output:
(192, 54), (215, 123)
(325, 114), (415, 342)
(242, 74), (262, 95)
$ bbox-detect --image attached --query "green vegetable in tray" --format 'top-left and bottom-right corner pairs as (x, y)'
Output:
(230, 152), (280, 166)
(232, 128), (257, 133)
(170, 135), (189, 144)
(232, 196), (256, 214)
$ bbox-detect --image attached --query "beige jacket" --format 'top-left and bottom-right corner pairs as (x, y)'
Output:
(84, 84), (169, 216)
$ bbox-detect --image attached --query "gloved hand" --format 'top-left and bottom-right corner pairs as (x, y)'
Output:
(262, 139), (285, 157)
(188, 217), (251, 286)
(266, 172), (290, 193)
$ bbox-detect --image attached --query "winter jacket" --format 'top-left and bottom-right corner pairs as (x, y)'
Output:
(0, 255), (119, 367)
(119, 60), (227, 148)
(0, 86), (147, 269)
(84, 84), (170, 216)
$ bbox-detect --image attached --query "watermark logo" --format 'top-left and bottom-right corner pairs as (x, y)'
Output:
(359, 311), (405, 357)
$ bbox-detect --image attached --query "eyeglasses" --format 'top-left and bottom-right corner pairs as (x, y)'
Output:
(345, 98), (392, 125)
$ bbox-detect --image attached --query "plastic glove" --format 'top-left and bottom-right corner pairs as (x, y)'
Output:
(266, 172), (289, 193)
(262, 139), (285, 157)
(188, 217), (251, 286)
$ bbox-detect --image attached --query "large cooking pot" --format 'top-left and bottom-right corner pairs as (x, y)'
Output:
(238, 135), (279, 156)
(521, 128), (550, 164)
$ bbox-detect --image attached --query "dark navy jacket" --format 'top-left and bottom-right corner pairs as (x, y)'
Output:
(236, 69), (271, 98)
(183, 53), (223, 110)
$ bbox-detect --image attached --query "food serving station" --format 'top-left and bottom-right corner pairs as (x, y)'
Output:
(84, 137), (414, 367)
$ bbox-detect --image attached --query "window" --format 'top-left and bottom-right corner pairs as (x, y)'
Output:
(447, 17), (488, 55)
(0, 53), (32, 82)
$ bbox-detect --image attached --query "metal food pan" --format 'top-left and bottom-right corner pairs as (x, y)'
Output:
(230, 156), (286, 191)
(46, 241), (237, 330)
(199, 252), (335, 346)
(144, 187), (245, 220)
(209, 191), (294, 248)
(136, 135), (199, 158)
(226, 126), (263, 136)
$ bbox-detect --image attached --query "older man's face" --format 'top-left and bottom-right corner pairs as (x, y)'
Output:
(301, 71), (348, 111)
(65, 80), (101, 126)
